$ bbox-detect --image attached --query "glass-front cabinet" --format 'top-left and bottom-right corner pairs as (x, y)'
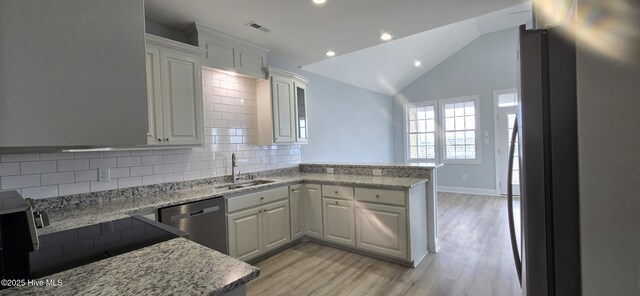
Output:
(256, 67), (309, 145)
(295, 82), (308, 143)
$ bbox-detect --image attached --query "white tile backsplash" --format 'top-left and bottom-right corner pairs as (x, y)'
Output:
(58, 159), (89, 172)
(0, 163), (20, 177)
(20, 161), (57, 174)
(0, 69), (300, 199)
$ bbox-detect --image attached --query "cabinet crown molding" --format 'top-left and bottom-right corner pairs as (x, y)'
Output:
(266, 67), (309, 84)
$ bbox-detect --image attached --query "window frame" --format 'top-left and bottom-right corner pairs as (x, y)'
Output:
(439, 95), (481, 164)
(403, 100), (439, 163)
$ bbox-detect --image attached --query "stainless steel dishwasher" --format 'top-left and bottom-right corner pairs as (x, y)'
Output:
(158, 196), (228, 254)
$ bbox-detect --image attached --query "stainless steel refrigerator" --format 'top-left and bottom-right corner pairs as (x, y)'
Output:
(506, 24), (582, 295)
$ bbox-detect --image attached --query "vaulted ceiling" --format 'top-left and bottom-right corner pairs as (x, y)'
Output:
(145, 0), (531, 95)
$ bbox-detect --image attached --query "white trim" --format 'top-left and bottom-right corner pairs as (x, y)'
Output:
(493, 88), (519, 195)
(403, 100), (439, 163)
(437, 186), (499, 196)
(439, 95), (481, 165)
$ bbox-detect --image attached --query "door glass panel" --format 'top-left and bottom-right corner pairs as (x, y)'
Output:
(507, 113), (520, 185)
(296, 86), (307, 140)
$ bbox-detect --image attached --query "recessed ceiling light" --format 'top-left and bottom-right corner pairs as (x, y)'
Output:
(414, 60), (422, 67)
(326, 51), (336, 57)
(380, 33), (393, 41)
(313, 0), (326, 4)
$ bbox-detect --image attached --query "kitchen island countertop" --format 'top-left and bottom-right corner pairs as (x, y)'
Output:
(1, 237), (259, 296)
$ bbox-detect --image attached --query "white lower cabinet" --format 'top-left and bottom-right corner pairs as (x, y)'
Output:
(227, 188), (290, 262)
(303, 184), (323, 238)
(227, 207), (262, 262)
(356, 202), (408, 259)
(322, 198), (356, 247)
(262, 200), (291, 253)
(289, 185), (304, 240)
(226, 182), (428, 266)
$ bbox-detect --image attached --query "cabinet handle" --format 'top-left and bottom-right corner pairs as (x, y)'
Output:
(334, 191), (338, 194)
(334, 201), (338, 205)
(260, 197), (264, 200)
(165, 138), (170, 142)
(158, 138), (163, 142)
(376, 194), (380, 198)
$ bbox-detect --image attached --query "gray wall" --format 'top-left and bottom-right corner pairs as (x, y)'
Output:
(576, 0), (640, 294)
(268, 58), (395, 164)
(392, 28), (519, 190)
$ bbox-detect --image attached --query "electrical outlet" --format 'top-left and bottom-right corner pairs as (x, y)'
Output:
(326, 167), (334, 174)
(462, 174), (468, 181)
(372, 169), (382, 176)
(98, 168), (111, 182)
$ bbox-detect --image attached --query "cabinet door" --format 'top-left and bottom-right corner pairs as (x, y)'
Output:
(145, 46), (163, 145)
(356, 203), (408, 259)
(262, 200), (291, 253)
(323, 198), (356, 247)
(202, 38), (235, 70)
(228, 207), (262, 262)
(160, 50), (203, 145)
(294, 82), (308, 143)
(289, 185), (304, 240)
(270, 76), (295, 143)
(304, 184), (323, 238)
(234, 48), (265, 78)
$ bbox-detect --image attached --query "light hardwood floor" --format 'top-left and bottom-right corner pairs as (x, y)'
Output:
(247, 192), (522, 296)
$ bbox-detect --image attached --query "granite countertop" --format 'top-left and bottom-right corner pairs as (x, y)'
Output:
(39, 173), (428, 235)
(1, 238), (259, 296)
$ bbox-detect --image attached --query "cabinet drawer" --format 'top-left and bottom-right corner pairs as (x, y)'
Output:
(355, 188), (405, 206)
(227, 187), (288, 212)
(322, 185), (354, 200)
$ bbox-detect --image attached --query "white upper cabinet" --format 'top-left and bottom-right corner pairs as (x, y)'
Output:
(257, 67), (309, 145)
(271, 76), (296, 143)
(0, 0), (148, 149)
(146, 47), (163, 145)
(145, 35), (205, 146)
(295, 83), (309, 143)
(184, 22), (268, 79)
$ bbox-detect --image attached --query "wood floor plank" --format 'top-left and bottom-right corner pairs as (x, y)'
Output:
(247, 193), (522, 295)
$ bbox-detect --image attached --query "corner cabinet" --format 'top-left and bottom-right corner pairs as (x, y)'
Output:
(257, 67), (309, 145)
(303, 184), (323, 238)
(289, 185), (304, 240)
(145, 34), (205, 146)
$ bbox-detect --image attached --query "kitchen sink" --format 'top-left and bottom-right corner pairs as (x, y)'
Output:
(215, 179), (275, 190)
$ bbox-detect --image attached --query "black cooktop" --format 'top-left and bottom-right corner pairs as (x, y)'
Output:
(29, 215), (185, 278)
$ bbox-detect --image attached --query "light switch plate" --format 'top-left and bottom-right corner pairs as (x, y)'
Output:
(326, 167), (334, 174)
(98, 168), (111, 182)
(372, 169), (382, 176)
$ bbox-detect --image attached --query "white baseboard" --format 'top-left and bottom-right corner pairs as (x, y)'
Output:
(437, 186), (499, 196)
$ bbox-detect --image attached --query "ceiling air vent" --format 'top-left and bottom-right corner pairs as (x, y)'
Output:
(247, 21), (271, 33)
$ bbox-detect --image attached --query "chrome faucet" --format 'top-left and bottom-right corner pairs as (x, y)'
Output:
(231, 152), (237, 183)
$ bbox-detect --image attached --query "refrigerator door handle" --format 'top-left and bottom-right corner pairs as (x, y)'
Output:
(508, 116), (522, 285)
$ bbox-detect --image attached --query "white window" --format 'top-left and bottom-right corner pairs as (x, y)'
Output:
(441, 96), (480, 163)
(405, 102), (437, 162)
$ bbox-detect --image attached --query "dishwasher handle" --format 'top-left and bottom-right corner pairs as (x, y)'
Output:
(170, 206), (220, 222)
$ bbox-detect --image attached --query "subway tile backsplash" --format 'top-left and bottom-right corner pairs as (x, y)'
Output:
(0, 68), (301, 199)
